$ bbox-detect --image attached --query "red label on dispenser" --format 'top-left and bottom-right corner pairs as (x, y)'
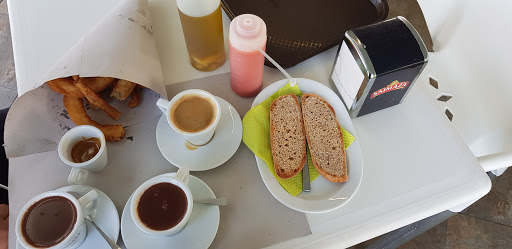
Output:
(371, 80), (409, 99)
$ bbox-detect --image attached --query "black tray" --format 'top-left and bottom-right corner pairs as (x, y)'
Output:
(221, 0), (388, 68)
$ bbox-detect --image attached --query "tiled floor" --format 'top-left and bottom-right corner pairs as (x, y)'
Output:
(402, 169), (512, 249)
(1, 0), (512, 248)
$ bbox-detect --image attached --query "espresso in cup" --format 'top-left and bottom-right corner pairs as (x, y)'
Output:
(21, 196), (77, 247)
(170, 94), (217, 133)
(71, 137), (101, 163)
(137, 182), (188, 231)
(58, 125), (108, 185)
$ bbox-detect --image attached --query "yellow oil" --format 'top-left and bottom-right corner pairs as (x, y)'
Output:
(178, 6), (225, 72)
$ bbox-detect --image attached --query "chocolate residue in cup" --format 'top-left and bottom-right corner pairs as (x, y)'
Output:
(71, 137), (101, 163)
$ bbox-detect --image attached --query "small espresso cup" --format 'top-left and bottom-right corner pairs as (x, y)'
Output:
(156, 89), (221, 146)
(130, 168), (193, 236)
(58, 125), (107, 185)
(15, 190), (99, 249)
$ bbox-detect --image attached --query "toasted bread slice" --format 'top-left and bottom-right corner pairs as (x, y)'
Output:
(302, 93), (347, 183)
(270, 94), (307, 179)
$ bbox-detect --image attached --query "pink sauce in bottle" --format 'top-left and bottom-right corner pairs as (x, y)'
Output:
(229, 14), (267, 97)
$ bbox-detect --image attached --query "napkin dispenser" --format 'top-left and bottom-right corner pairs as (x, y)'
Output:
(330, 16), (428, 118)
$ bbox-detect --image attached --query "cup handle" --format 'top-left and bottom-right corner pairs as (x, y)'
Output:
(78, 190), (99, 217)
(67, 168), (89, 185)
(175, 168), (190, 185)
(156, 98), (170, 115)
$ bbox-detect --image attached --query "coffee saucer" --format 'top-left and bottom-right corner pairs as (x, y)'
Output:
(121, 173), (220, 249)
(17, 185), (120, 249)
(156, 96), (242, 171)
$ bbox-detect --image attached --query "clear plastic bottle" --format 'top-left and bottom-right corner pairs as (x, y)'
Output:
(229, 14), (267, 97)
(177, 0), (225, 72)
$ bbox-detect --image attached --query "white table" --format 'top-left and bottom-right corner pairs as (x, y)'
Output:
(7, 0), (492, 248)
(150, 0), (492, 247)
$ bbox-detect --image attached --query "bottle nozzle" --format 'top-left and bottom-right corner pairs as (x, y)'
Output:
(244, 17), (253, 26)
(236, 15), (260, 37)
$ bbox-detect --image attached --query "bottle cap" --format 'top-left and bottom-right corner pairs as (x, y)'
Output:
(236, 16), (261, 37)
(230, 14), (267, 52)
(177, 0), (220, 17)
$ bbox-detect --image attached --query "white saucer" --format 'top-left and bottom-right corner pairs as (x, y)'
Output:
(121, 173), (220, 249)
(17, 185), (120, 249)
(156, 96), (243, 171)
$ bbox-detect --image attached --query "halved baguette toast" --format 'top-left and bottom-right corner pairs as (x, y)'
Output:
(301, 93), (347, 183)
(270, 94), (307, 179)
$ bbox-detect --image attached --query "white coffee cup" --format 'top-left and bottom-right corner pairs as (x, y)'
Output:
(58, 125), (107, 185)
(130, 168), (193, 236)
(156, 89), (221, 146)
(15, 190), (99, 249)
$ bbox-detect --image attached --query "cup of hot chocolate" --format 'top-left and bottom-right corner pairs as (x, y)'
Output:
(58, 125), (107, 185)
(130, 168), (193, 236)
(156, 89), (221, 146)
(15, 190), (99, 249)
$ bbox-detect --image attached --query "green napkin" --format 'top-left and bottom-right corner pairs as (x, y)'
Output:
(242, 83), (355, 196)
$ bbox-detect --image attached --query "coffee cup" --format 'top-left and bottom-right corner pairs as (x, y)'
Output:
(156, 89), (221, 146)
(130, 168), (193, 236)
(58, 125), (107, 185)
(15, 190), (99, 249)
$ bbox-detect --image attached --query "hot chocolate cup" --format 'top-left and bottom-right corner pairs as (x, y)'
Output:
(130, 168), (193, 236)
(15, 190), (99, 249)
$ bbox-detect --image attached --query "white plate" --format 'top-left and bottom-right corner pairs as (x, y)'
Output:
(156, 97), (243, 171)
(252, 78), (363, 213)
(121, 173), (220, 249)
(17, 185), (120, 249)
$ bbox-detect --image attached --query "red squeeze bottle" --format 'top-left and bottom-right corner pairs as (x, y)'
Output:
(229, 14), (267, 97)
